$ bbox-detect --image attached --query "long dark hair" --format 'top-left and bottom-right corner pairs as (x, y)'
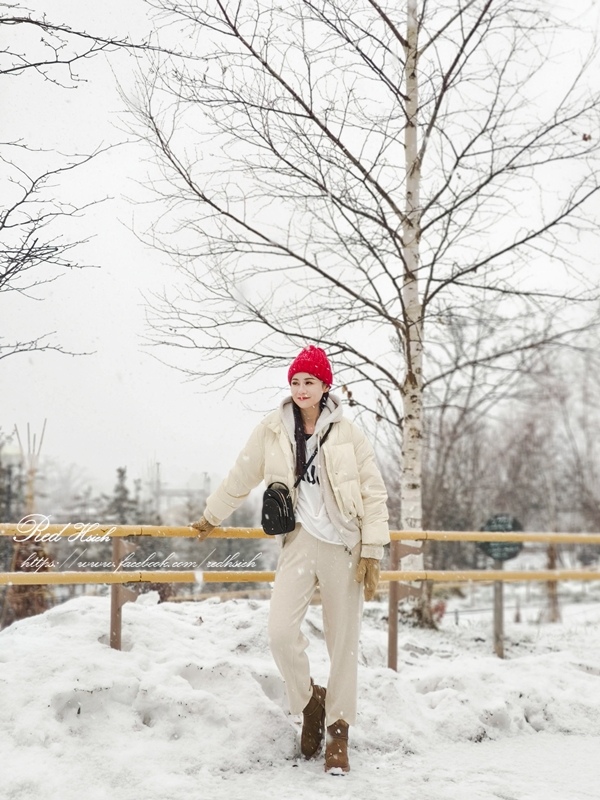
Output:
(293, 392), (329, 479)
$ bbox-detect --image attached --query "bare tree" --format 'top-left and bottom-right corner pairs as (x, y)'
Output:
(557, 350), (600, 535)
(422, 346), (600, 623)
(129, 1), (599, 640)
(0, 7), (112, 358)
(0, 4), (186, 82)
(0, 143), (105, 359)
(0, 4), (191, 360)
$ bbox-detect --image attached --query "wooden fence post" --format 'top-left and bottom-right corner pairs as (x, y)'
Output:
(493, 559), (504, 658)
(110, 538), (137, 650)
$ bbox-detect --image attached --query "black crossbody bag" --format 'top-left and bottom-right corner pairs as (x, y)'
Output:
(261, 424), (333, 535)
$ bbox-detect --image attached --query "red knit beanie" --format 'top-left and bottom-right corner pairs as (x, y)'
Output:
(288, 346), (333, 386)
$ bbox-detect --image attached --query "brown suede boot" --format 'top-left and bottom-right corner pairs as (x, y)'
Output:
(300, 681), (326, 759)
(324, 719), (350, 774)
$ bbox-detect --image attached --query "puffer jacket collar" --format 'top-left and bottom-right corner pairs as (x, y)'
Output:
(273, 393), (344, 446)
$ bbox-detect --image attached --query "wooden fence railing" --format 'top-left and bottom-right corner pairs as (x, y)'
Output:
(1, 523), (600, 664)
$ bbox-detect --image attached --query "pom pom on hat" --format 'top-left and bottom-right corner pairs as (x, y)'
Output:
(288, 346), (333, 386)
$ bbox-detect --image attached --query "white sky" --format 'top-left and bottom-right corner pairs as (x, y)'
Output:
(1, 0), (598, 504)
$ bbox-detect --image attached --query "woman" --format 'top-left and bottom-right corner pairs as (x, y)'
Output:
(191, 346), (389, 774)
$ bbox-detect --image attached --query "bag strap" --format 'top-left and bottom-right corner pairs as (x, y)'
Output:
(293, 423), (333, 489)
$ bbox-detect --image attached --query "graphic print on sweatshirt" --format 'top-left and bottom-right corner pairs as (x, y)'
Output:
(302, 462), (319, 485)
(295, 443), (347, 545)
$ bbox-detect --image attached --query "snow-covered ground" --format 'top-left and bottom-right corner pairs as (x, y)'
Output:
(1, 587), (600, 800)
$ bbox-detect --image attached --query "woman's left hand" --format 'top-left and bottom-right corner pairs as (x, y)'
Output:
(190, 515), (215, 541)
(355, 557), (380, 601)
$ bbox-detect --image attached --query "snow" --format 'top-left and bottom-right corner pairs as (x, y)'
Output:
(1, 589), (600, 799)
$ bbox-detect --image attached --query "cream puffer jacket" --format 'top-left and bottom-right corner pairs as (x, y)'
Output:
(204, 394), (389, 560)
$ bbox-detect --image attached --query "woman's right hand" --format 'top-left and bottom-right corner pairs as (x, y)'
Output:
(355, 557), (380, 601)
(190, 515), (215, 541)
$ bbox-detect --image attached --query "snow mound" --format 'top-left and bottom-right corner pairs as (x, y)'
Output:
(0, 596), (294, 775)
(1, 594), (600, 799)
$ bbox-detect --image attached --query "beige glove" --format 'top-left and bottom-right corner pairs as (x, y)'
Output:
(355, 557), (380, 601)
(190, 515), (215, 541)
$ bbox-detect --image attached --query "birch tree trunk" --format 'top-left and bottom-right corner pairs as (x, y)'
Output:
(388, 0), (429, 668)
(401, 0), (424, 540)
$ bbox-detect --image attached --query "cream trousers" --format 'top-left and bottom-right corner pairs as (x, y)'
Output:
(267, 525), (363, 727)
